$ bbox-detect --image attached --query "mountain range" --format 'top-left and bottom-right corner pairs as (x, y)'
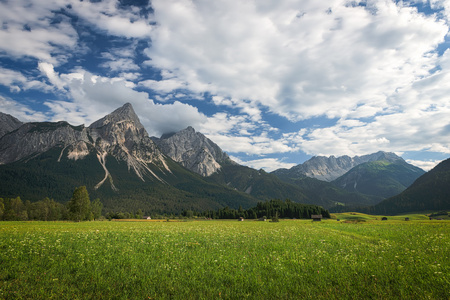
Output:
(0, 103), (444, 214)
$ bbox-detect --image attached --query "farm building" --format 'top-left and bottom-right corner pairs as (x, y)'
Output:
(311, 214), (322, 221)
(382, 217), (388, 221)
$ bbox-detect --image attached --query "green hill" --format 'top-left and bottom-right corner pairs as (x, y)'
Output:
(332, 160), (425, 199)
(373, 158), (450, 214)
(206, 164), (320, 206)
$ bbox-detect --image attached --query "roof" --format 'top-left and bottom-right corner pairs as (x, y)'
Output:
(311, 214), (322, 219)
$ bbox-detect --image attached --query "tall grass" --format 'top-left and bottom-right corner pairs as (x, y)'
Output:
(0, 220), (448, 299)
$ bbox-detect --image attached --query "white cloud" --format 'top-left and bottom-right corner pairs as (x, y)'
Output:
(0, 96), (47, 123)
(0, 67), (53, 92)
(230, 156), (297, 172)
(139, 79), (187, 93)
(36, 69), (208, 137)
(406, 159), (442, 171)
(144, 0), (448, 122)
(38, 62), (66, 90)
(0, 0), (78, 65)
(70, 0), (154, 38)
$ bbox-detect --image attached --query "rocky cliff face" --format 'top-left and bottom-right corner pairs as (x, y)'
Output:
(153, 126), (234, 177)
(0, 112), (23, 138)
(0, 121), (89, 164)
(0, 103), (170, 190)
(272, 151), (404, 181)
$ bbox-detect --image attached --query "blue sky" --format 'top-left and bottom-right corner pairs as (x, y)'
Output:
(1, 0), (450, 171)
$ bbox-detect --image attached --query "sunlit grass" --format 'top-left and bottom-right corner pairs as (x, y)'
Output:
(0, 220), (448, 299)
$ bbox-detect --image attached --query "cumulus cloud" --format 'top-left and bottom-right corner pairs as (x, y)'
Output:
(0, 95), (47, 123)
(144, 0), (448, 121)
(0, 67), (52, 92)
(0, 0), (78, 65)
(230, 156), (297, 172)
(36, 67), (208, 136)
(406, 159), (443, 171)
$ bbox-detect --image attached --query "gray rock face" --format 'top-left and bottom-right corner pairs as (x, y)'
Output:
(0, 112), (23, 138)
(0, 103), (170, 190)
(154, 126), (233, 176)
(0, 122), (89, 164)
(272, 151), (403, 181)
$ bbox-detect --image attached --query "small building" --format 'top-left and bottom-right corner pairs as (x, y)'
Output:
(238, 217), (244, 221)
(258, 217), (267, 221)
(311, 214), (322, 221)
(382, 217), (388, 221)
(143, 216), (151, 220)
(405, 217), (410, 221)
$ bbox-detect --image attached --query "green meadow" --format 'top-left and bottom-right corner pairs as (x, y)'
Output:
(0, 218), (449, 299)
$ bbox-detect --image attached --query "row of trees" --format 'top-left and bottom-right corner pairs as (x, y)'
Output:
(1, 193), (330, 222)
(0, 186), (102, 221)
(185, 199), (331, 219)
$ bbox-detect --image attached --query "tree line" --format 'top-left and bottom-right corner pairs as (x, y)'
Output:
(184, 199), (331, 220)
(0, 186), (102, 221)
(0, 191), (330, 221)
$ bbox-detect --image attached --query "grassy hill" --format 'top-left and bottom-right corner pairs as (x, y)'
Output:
(373, 158), (450, 214)
(332, 160), (425, 199)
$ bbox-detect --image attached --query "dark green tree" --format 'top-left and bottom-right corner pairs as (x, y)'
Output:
(91, 198), (103, 220)
(67, 186), (91, 221)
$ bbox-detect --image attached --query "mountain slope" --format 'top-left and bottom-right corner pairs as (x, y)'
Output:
(0, 104), (260, 213)
(272, 151), (403, 181)
(0, 112), (23, 138)
(206, 164), (331, 207)
(373, 158), (450, 214)
(153, 127), (332, 207)
(273, 172), (382, 207)
(332, 159), (425, 199)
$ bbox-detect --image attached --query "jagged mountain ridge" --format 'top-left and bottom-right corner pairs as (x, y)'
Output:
(152, 126), (234, 177)
(0, 103), (170, 191)
(272, 151), (405, 182)
(0, 103), (261, 213)
(0, 112), (23, 138)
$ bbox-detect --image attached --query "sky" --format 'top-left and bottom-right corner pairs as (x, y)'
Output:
(1, 0), (450, 172)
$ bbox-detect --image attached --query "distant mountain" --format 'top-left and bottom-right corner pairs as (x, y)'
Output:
(373, 158), (450, 214)
(152, 126), (234, 177)
(206, 164), (324, 206)
(0, 104), (260, 213)
(0, 112), (23, 138)
(272, 151), (403, 181)
(277, 175), (383, 207)
(153, 127), (335, 207)
(332, 159), (425, 199)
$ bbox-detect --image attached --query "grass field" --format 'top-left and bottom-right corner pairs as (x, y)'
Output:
(0, 218), (449, 299)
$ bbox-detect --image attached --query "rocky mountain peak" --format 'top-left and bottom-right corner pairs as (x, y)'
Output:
(89, 103), (148, 147)
(0, 104), (170, 191)
(90, 103), (144, 130)
(154, 126), (233, 177)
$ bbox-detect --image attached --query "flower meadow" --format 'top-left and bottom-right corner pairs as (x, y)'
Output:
(0, 219), (448, 299)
